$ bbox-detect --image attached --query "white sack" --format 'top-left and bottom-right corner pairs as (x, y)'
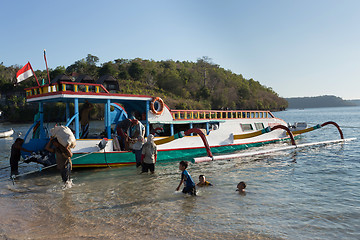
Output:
(50, 125), (76, 148)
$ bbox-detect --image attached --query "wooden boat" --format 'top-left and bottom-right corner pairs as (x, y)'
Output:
(0, 129), (14, 138)
(20, 81), (345, 168)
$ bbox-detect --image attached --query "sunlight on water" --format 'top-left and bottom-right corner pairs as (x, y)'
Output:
(0, 107), (360, 239)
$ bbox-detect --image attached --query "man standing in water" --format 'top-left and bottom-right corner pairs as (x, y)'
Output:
(80, 100), (93, 139)
(9, 138), (32, 176)
(45, 137), (73, 188)
(141, 134), (157, 174)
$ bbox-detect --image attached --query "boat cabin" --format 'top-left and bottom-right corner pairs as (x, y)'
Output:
(23, 81), (276, 155)
(51, 74), (72, 85)
(75, 74), (96, 84)
(97, 75), (120, 93)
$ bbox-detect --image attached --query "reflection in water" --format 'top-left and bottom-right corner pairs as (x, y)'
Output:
(60, 191), (76, 228)
(289, 150), (298, 163)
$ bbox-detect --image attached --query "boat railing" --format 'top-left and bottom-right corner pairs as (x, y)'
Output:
(170, 109), (274, 120)
(25, 82), (109, 98)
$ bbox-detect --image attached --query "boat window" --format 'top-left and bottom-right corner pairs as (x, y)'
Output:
(65, 84), (74, 91)
(210, 123), (219, 130)
(240, 123), (253, 131)
(255, 123), (264, 130)
(78, 85), (86, 92)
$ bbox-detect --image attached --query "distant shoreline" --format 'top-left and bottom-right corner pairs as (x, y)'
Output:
(285, 95), (359, 109)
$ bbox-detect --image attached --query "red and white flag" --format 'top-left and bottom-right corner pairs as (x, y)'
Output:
(16, 62), (34, 83)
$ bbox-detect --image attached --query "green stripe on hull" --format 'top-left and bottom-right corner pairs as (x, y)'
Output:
(72, 136), (297, 168)
(73, 151), (134, 167)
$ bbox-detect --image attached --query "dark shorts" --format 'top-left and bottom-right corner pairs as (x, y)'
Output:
(60, 162), (71, 183)
(182, 186), (196, 196)
(142, 163), (155, 173)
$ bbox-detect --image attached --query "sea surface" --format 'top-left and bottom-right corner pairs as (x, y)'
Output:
(0, 107), (359, 240)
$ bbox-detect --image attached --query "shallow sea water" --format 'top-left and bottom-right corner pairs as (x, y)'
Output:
(0, 107), (359, 240)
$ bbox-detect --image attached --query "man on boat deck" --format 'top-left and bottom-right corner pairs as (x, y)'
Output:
(9, 138), (32, 176)
(116, 118), (133, 150)
(80, 100), (93, 139)
(129, 119), (145, 167)
(45, 137), (73, 188)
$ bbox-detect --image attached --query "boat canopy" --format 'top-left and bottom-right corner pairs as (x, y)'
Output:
(24, 81), (275, 142)
(25, 81), (154, 140)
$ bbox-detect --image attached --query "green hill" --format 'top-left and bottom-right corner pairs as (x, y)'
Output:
(0, 55), (288, 122)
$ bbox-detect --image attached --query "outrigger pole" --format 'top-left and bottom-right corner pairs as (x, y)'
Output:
(192, 138), (356, 163)
(154, 128), (214, 159)
(192, 121), (353, 163)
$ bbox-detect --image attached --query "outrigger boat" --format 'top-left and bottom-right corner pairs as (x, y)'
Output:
(20, 81), (350, 168)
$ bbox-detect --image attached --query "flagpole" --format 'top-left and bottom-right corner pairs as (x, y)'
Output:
(28, 62), (40, 86)
(44, 49), (50, 84)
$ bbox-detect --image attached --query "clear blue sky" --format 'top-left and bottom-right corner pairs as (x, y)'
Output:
(1, 0), (359, 99)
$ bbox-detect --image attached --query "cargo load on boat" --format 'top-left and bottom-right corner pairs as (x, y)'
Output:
(50, 125), (76, 148)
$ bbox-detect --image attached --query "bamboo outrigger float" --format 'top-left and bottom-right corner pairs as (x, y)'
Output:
(20, 81), (351, 168)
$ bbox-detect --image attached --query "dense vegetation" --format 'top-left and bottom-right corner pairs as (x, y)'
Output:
(0, 55), (288, 122)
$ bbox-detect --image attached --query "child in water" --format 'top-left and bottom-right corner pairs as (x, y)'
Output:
(236, 181), (246, 193)
(197, 174), (213, 186)
(176, 161), (196, 196)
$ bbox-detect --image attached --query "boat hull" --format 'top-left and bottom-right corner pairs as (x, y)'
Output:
(72, 136), (292, 168)
(0, 129), (14, 138)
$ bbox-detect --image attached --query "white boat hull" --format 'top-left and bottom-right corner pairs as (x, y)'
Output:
(0, 129), (14, 138)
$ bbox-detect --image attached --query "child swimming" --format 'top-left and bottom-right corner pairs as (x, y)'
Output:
(236, 181), (246, 193)
(197, 174), (213, 186)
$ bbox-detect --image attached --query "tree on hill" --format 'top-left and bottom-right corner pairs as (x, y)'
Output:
(0, 56), (288, 122)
